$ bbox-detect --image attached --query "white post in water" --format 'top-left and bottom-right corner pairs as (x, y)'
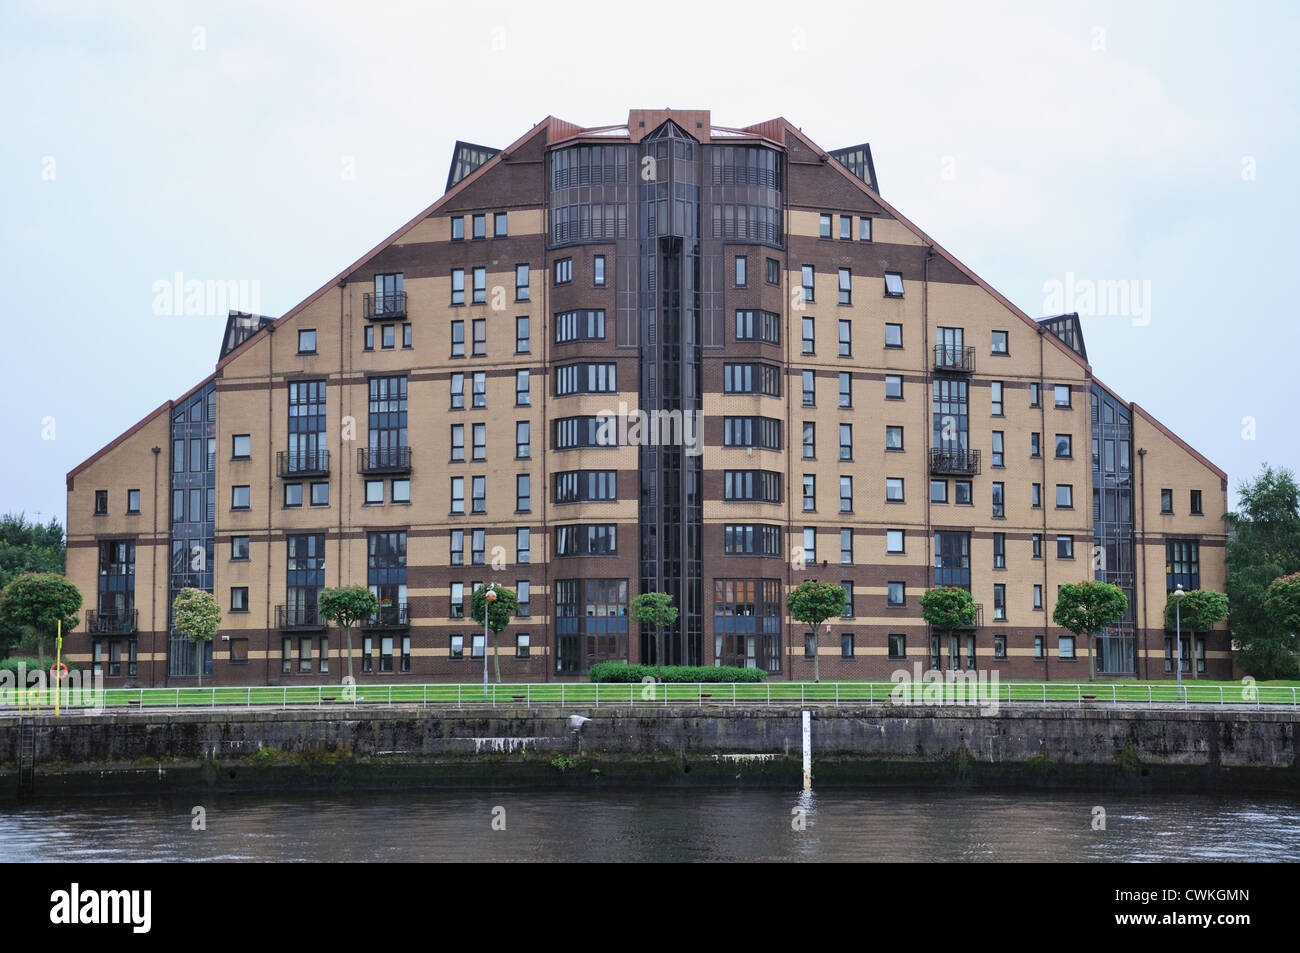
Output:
(801, 710), (812, 790)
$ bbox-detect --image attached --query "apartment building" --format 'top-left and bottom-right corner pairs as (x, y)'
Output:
(64, 109), (1229, 685)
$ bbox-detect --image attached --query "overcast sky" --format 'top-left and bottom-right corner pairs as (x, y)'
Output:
(2, 0), (1296, 526)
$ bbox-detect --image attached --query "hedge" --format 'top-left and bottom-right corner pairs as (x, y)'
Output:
(588, 662), (768, 683)
(0, 656), (79, 677)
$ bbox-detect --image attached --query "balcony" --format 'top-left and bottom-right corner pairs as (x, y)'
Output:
(277, 449), (330, 478)
(930, 447), (981, 476)
(358, 446), (412, 475)
(85, 609), (138, 635)
(276, 605), (326, 630)
(934, 345), (976, 373)
(927, 603), (984, 635)
(362, 602), (410, 630)
(363, 291), (407, 321)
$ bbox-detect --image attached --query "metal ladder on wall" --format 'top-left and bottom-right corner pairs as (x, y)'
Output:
(17, 717), (35, 796)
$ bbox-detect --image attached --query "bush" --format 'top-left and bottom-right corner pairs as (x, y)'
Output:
(0, 656), (79, 678)
(588, 662), (767, 683)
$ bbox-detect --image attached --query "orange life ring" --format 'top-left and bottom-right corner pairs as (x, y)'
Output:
(51, 662), (69, 681)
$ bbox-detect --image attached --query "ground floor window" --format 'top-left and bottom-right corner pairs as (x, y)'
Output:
(1096, 626), (1136, 675)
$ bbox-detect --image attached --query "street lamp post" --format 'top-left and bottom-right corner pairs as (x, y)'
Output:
(483, 584), (497, 692)
(1173, 584), (1186, 701)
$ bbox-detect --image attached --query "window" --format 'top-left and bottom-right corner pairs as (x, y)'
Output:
(364, 326), (376, 350)
(858, 217), (872, 241)
(1035, 635), (1044, 659)
(931, 479), (948, 503)
(451, 216), (464, 241)
(838, 319), (852, 357)
(888, 582), (905, 607)
(472, 267), (486, 304)
(888, 634), (905, 659)
(735, 255), (747, 287)
(991, 382), (1003, 416)
(515, 316), (530, 354)
(451, 320), (465, 357)
(766, 258), (780, 284)
(804, 632), (816, 659)
(840, 215), (852, 240)
(993, 633), (1007, 659)
(516, 264), (530, 301)
(993, 533), (1006, 569)
(281, 637), (292, 675)
(451, 424), (465, 462)
(802, 528), (816, 566)
(734, 310), (780, 344)
(392, 479), (410, 503)
(800, 370), (816, 406)
(1056, 484), (1074, 509)
(517, 474), (531, 512)
(516, 633), (531, 658)
(887, 530), (905, 554)
(802, 422), (815, 459)
(1161, 488), (1173, 514)
(402, 324), (412, 348)
(231, 536), (249, 560)
(450, 477), (464, 514)
(450, 582), (465, 619)
(1058, 636), (1076, 660)
(841, 633), (854, 658)
(988, 330), (1009, 355)
(840, 529), (853, 565)
(801, 264), (815, 303)
(298, 329), (316, 354)
(310, 482), (329, 506)
(1032, 483), (1042, 508)
(555, 524), (617, 556)
(1057, 535), (1074, 558)
(451, 268), (465, 305)
(724, 417), (781, 451)
(366, 480), (384, 505)
(723, 471), (782, 503)
(472, 213), (486, 239)
(839, 372), (852, 408)
(472, 423), (486, 461)
(381, 324), (395, 349)
(516, 421), (531, 459)
(555, 362), (617, 396)
(450, 373), (465, 409)
(232, 434), (251, 459)
(474, 529), (487, 564)
(231, 587), (248, 612)
(838, 268), (851, 304)
(1031, 432), (1041, 458)
(594, 255), (606, 287)
(125, 489), (140, 514)
(1032, 534), (1042, 558)
(1055, 434), (1073, 458)
(1167, 539), (1200, 591)
(839, 424), (852, 461)
(450, 635), (464, 659)
(554, 258), (573, 285)
(472, 476), (486, 513)
(473, 372), (486, 408)
(992, 481), (1004, 518)
(517, 580), (531, 618)
(841, 476), (854, 512)
(232, 485), (250, 510)
(885, 323), (902, 348)
(884, 375), (902, 400)
(885, 477), (903, 503)
(1191, 489), (1203, 515)
(886, 425), (904, 451)
(494, 211), (507, 237)
(993, 584), (1006, 621)
(1034, 584), (1043, 610)
(1054, 384), (1071, 408)
(841, 581), (854, 618)
(803, 474), (816, 511)
(723, 524), (782, 556)
(517, 528), (531, 564)
(954, 480), (972, 505)
(819, 213), (832, 238)
(802, 316), (815, 354)
(991, 431), (1004, 467)
(884, 272), (904, 297)
(555, 309), (606, 343)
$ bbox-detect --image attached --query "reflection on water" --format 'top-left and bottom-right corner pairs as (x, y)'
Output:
(2, 788), (1298, 862)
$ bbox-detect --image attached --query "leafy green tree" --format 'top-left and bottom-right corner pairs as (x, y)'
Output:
(786, 581), (847, 683)
(630, 591), (678, 678)
(0, 514), (66, 652)
(1261, 574), (1300, 673)
(319, 586), (378, 684)
(1164, 589), (1229, 633)
(171, 588), (221, 687)
(1052, 580), (1128, 681)
(919, 588), (977, 670)
(0, 572), (82, 671)
(1226, 465), (1300, 679)
(471, 585), (518, 683)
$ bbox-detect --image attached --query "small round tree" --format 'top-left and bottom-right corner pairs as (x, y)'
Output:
(1053, 580), (1128, 681)
(0, 572), (82, 672)
(630, 591), (678, 678)
(919, 588), (977, 669)
(471, 584), (518, 683)
(172, 588), (221, 687)
(319, 586), (378, 684)
(787, 580), (847, 683)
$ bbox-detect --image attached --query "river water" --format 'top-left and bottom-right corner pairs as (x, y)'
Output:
(3, 788), (1298, 862)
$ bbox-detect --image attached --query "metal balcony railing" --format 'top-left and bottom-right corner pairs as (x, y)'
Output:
(363, 291), (407, 321)
(277, 449), (330, 477)
(362, 602), (410, 629)
(85, 609), (138, 634)
(358, 446), (412, 475)
(930, 447), (981, 475)
(276, 604), (326, 630)
(934, 345), (976, 373)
